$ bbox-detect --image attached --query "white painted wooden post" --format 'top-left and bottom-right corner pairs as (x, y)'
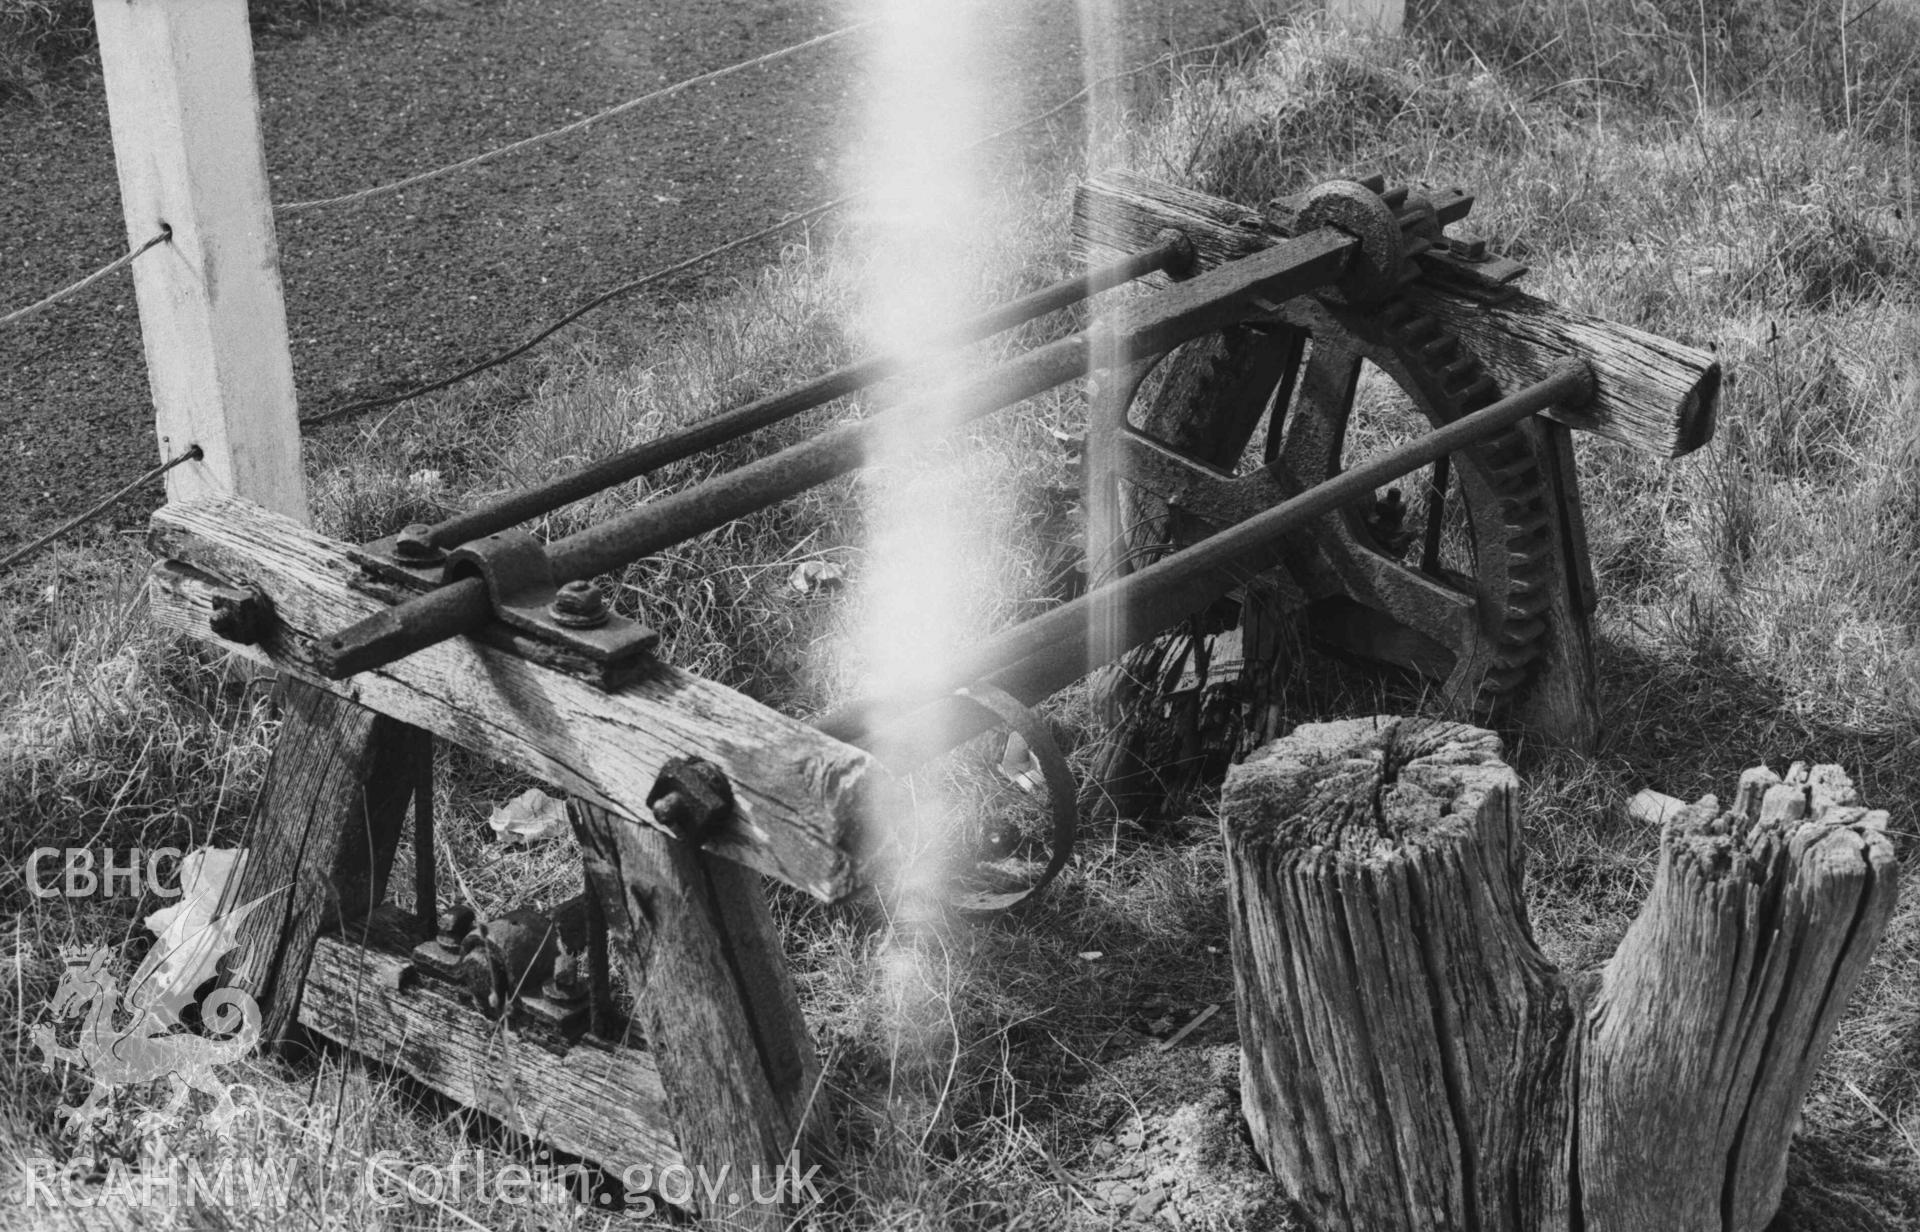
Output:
(92, 0), (307, 522)
(1327, 0), (1404, 35)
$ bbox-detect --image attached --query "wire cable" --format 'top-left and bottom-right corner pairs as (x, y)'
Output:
(0, 444), (203, 576)
(0, 228), (171, 329)
(273, 21), (871, 214)
(298, 17), (1274, 430)
(299, 196), (853, 427)
(969, 20), (1269, 149)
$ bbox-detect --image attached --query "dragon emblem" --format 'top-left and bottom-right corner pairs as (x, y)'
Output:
(31, 883), (272, 1137)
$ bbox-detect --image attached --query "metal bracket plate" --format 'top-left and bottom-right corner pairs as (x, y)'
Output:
(441, 531), (659, 682)
(353, 532), (446, 592)
(1416, 239), (1529, 303)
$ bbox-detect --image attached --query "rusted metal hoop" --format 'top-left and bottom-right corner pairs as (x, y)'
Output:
(945, 683), (1080, 914)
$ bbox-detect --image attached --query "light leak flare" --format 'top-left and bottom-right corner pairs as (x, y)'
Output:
(850, 0), (989, 911)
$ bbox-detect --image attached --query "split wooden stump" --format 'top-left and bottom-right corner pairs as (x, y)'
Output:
(1221, 717), (1898, 1232)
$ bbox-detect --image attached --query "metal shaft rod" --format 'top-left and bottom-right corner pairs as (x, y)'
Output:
(320, 334), (1090, 678)
(552, 333), (1090, 579)
(412, 750), (436, 935)
(315, 228), (1355, 680)
(425, 234), (1193, 550)
(817, 359), (1594, 768)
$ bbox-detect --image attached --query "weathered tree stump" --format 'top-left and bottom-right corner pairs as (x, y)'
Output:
(1222, 717), (1898, 1232)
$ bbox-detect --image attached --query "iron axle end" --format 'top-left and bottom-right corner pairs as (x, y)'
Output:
(1153, 227), (1197, 278)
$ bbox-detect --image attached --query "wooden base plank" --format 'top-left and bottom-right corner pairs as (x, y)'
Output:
(299, 907), (684, 1189)
(149, 494), (886, 902)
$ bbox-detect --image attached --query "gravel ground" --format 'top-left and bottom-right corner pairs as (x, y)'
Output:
(0, 0), (1248, 554)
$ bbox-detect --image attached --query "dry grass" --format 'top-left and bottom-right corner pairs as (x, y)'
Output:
(7, 3), (1920, 1226)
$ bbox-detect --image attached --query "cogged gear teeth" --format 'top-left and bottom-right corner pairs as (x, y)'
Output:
(1121, 178), (1563, 716)
(1374, 300), (1559, 709)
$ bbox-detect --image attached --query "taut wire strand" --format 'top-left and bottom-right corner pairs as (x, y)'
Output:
(298, 17), (1273, 429)
(0, 444), (203, 575)
(299, 197), (853, 427)
(0, 228), (171, 329)
(273, 21), (873, 214)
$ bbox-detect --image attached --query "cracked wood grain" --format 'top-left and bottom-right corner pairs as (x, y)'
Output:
(1223, 717), (1897, 1232)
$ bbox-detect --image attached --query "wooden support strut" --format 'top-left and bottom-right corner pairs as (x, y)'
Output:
(571, 802), (820, 1229)
(153, 496), (840, 1205)
(218, 682), (429, 1045)
(1220, 717), (1898, 1232)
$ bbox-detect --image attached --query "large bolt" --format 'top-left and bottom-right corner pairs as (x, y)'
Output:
(208, 587), (275, 645)
(392, 523), (445, 565)
(646, 756), (735, 843)
(549, 579), (610, 628)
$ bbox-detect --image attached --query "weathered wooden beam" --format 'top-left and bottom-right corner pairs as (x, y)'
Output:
(219, 682), (428, 1046)
(572, 802), (819, 1230)
(1222, 718), (1898, 1232)
(149, 494), (885, 902)
(1072, 171), (1721, 458)
(299, 906), (684, 1189)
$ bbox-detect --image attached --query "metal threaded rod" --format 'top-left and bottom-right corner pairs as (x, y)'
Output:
(315, 228), (1355, 680)
(816, 358), (1595, 768)
(424, 234), (1195, 551)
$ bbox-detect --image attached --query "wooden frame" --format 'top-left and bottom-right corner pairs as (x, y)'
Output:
(97, 3), (837, 1224)
(150, 496), (856, 1226)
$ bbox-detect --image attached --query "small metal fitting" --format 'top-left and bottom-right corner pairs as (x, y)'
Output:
(392, 523), (446, 565)
(548, 579), (610, 629)
(646, 756), (735, 843)
(438, 904), (476, 948)
(1447, 235), (1489, 262)
(208, 586), (275, 645)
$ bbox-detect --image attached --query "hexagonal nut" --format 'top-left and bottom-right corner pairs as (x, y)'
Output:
(391, 522), (445, 565)
(548, 579), (610, 629)
(645, 756), (735, 843)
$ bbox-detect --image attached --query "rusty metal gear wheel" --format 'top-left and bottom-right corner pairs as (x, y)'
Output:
(1085, 281), (1556, 812)
(1255, 292), (1555, 708)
